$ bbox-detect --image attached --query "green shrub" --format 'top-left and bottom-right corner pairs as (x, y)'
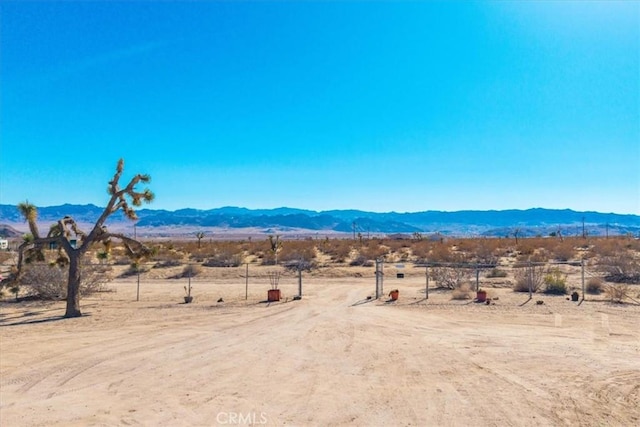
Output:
(543, 268), (567, 295)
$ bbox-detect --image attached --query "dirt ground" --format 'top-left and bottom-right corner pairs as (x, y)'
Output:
(1, 266), (639, 426)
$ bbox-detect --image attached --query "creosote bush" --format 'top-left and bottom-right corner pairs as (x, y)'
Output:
(486, 268), (508, 278)
(543, 268), (568, 295)
(513, 264), (545, 292)
(605, 283), (630, 303)
(19, 262), (112, 300)
(451, 282), (473, 300)
(181, 264), (202, 278)
(586, 277), (604, 295)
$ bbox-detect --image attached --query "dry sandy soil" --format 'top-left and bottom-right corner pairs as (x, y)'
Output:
(1, 266), (639, 426)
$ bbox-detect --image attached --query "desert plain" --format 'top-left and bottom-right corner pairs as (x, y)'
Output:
(1, 261), (639, 427)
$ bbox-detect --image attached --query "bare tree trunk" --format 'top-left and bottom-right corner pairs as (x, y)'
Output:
(65, 254), (82, 318)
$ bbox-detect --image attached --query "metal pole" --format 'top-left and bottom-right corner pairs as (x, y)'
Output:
(425, 266), (429, 299)
(375, 259), (380, 299)
(380, 259), (384, 297)
(475, 265), (480, 292)
(298, 265), (302, 296)
(136, 270), (140, 302)
(245, 263), (249, 300)
(528, 261), (533, 300)
(581, 259), (585, 301)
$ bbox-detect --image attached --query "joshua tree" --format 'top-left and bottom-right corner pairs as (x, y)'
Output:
(9, 159), (154, 318)
(195, 231), (205, 248)
(268, 234), (283, 265)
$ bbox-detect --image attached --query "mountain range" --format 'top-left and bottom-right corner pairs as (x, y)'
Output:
(1, 204), (639, 238)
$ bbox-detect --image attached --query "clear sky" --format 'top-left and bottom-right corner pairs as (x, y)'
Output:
(1, 1), (638, 215)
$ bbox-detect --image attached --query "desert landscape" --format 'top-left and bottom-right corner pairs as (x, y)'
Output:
(1, 236), (639, 427)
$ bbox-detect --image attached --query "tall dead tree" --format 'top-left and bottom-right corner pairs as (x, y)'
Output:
(10, 159), (154, 318)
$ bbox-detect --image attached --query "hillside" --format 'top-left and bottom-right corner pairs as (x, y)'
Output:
(0, 204), (638, 237)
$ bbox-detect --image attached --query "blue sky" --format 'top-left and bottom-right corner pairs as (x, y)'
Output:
(1, 1), (638, 214)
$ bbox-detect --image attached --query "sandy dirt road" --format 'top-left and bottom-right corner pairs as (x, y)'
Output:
(1, 278), (639, 426)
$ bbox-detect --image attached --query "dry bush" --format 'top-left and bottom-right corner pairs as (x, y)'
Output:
(120, 262), (152, 277)
(19, 262), (112, 300)
(429, 243), (455, 262)
(451, 282), (473, 300)
(605, 283), (631, 303)
(586, 277), (604, 295)
(516, 239), (540, 257)
(361, 240), (389, 260)
(151, 245), (184, 268)
(203, 251), (244, 267)
(180, 264), (202, 278)
(0, 251), (14, 264)
(591, 237), (629, 258)
(319, 239), (353, 263)
(385, 238), (410, 253)
(349, 254), (374, 267)
(550, 241), (576, 262)
(486, 268), (508, 278)
(597, 252), (640, 283)
(410, 240), (432, 262)
(513, 264), (545, 292)
(279, 240), (316, 263)
(474, 239), (500, 265)
(430, 266), (471, 289)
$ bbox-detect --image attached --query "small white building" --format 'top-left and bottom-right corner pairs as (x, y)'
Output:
(0, 239), (8, 250)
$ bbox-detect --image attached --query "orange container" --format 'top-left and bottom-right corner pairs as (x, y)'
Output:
(268, 289), (281, 302)
(390, 290), (399, 301)
(476, 290), (487, 303)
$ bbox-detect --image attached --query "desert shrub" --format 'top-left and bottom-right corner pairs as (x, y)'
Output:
(430, 266), (471, 289)
(513, 264), (545, 292)
(543, 268), (568, 295)
(551, 241), (575, 262)
(586, 277), (604, 295)
(203, 250), (244, 267)
(429, 243), (455, 262)
(151, 246), (184, 263)
(319, 239), (353, 263)
(591, 237), (631, 258)
(605, 283), (630, 303)
(180, 264), (202, 278)
(120, 262), (151, 277)
(154, 259), (182, 268)
(279, 240), (316, 264)
(283, 259), (316, 272)
(517, 239), (539, 257)
(349, 254), (373, 267)
(486, 268), (508, 278)
(451, 282), (473, 300)
(410, 240), (432, 262)
(19, 262), (112, 300)
(113, 256), (133, 266)
(597, 253), (640, 283)
(0, 251), (14, 264)
(360, 241), (389, 260)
